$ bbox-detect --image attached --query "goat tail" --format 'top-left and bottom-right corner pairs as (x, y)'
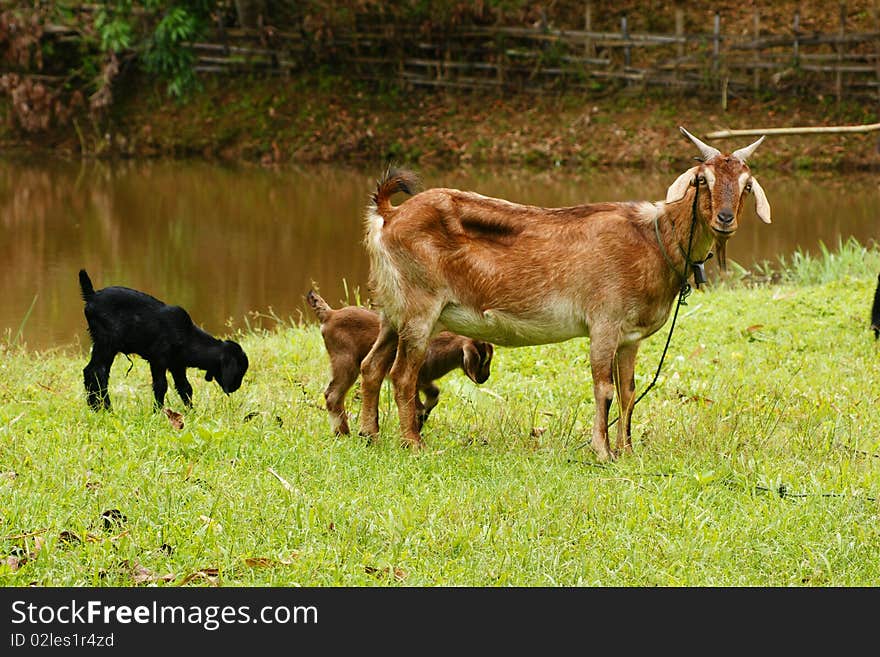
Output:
(306, 289), (333, 323)
(370, 166), (419, 218)
(79, 269), (95, 301)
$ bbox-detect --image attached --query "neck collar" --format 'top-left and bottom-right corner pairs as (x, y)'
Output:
(654, 179), (713, 291)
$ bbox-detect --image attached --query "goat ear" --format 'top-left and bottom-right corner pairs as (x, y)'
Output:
(750, 177), (771, 224)
(665, 165), (701, 203)
(218, 345), (246, 393)
(482, 342), (494, 366)
(462, 342), (481, 381)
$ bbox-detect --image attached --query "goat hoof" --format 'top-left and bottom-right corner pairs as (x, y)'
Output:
(358, 421), (379, 436)
(358, 430), (380, 447)
(403, 437), (425, 451)
(592, 444), (615, 463)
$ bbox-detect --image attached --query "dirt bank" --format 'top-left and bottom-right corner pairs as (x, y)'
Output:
(3, 73), (879, 172)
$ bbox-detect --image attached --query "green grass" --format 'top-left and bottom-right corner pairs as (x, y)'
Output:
(2, 244), (880, 586)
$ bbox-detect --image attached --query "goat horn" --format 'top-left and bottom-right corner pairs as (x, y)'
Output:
(731, 135), (766, 163)
(679, 126), (721, 162)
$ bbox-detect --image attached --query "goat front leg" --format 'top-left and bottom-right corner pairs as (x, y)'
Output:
(614, 342), (639, 456)
(83, 347), (115, 411)
(417, 382), (440, 429)
(149, 361), (169, 409)
(589, 335), (617, 462)
(170, 365), (194, 408)
(358, 318), (398, 438)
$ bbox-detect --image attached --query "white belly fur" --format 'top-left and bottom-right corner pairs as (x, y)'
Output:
(438, 303), (589, 347)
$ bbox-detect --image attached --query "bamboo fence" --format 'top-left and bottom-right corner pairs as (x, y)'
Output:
(34, 3), (880, 104)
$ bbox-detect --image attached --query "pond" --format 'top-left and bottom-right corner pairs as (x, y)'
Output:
(1, 156), (878, 351)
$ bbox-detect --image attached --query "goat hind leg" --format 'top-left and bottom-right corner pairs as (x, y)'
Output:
(390, 334), (429, 448)
(325, 357), (358, 435)
(358, 319), (398, 437)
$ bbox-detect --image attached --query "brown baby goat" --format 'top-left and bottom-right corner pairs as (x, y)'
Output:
(306, 290), (494, 435)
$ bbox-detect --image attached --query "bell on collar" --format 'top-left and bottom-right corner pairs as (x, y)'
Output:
(692, 262), (707, 288)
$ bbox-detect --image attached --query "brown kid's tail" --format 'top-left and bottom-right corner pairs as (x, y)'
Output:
(306, 289), (333, 323)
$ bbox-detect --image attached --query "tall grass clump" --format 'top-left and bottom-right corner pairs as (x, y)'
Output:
(768, 237), (880, 285)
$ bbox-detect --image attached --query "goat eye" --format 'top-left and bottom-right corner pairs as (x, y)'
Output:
(697, 176), (707, 185)
(745, 183), (752, 193)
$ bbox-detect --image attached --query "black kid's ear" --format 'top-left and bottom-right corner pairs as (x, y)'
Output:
(205, 371), (214, 382)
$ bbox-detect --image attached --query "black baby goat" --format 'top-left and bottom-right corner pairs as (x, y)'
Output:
(79, 269), (249, 411)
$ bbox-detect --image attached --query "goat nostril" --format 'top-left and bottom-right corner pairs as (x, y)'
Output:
(717, 211), (734, 224)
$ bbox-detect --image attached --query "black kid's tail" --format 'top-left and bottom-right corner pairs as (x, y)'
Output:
(79, 269), (95, 301)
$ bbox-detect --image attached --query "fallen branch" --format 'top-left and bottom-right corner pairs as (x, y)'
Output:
(2, 529), (48, 541)
(706, 123), (880, 139)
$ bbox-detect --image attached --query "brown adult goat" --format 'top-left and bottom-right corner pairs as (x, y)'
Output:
(360, 127), (771, 460)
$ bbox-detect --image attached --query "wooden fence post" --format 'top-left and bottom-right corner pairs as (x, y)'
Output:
(622, 15), (631, 68)
(497, 39), (506, 90)
(584, 0), (594, 59)
(874, 0), (880, 105)
(675, 6), (684, 86)
(753, 10), (761, 95)
(713, 11), (720, 75)
(837, 1), (846, 104)
(793, 9), (800, 66)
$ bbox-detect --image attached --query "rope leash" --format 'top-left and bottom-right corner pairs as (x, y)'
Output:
(565, 460), (878, 502)
(605, 175), (702, 431)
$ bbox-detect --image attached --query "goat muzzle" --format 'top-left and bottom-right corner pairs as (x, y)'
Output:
(716, 210), (735, 227)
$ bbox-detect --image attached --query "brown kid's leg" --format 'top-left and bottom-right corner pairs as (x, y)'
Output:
(325, 356), (358, 435)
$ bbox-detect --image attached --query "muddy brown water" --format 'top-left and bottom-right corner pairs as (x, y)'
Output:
(1, 156), (878, 351)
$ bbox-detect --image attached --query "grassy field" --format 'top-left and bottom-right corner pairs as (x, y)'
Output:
(1, 240), (879, 587)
